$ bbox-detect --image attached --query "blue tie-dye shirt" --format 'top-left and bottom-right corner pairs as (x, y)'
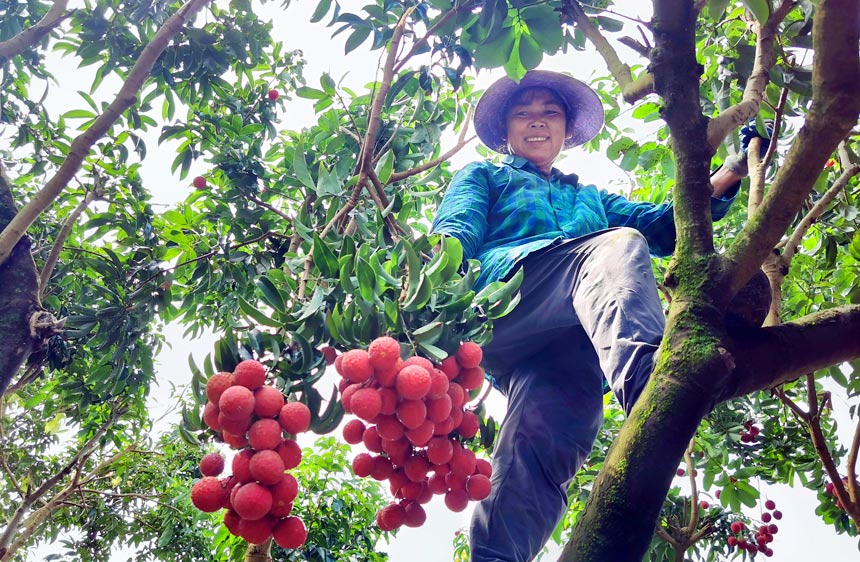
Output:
(432, 155), (737, 291)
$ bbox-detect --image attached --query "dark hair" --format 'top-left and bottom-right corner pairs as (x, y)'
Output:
(503, 86), (575, 141)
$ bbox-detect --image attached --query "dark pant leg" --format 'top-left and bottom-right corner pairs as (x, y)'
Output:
(469, 332), (605, 562)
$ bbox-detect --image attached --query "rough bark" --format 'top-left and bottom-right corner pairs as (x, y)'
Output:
(0, 164), (39, 396)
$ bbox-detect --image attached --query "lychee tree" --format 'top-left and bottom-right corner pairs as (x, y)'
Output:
(1, 0), (860, 561)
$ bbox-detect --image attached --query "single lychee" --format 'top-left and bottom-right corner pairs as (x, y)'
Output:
(428, 473), (448, 494)
(238, 515), (275, 544)
(340, 349), (373, 383)
(427, 437), (454, 465)
(427, 395), (453, 423)
(457, 410), (480, 440)
(273, 516), (307, 549)
(351, 388), (383, 421)
(381, 437), (411, 466)
(232, 449), (255, 483)
(340, 383), (360, 414)
(475, 458), (493, 478)
(222, 431), (249, 449)
(466, 474), (492, 501)
(248, 418), (283, 451)
(447, 383), (465, 408)
(375, 415), (405, 441)
(404, 455), (430, 482)
(352, 453), (374, 477)
(270, 473), (298, 516)
(253, 386), (285, 418)
(458, 366), (485, 391)
(445, 471), (467, 491)
(200, 452), (225, 477)
(378, 387), (398, 415)
(402, 356), (434, 373)
(730, 521), (745, 533)
(232, 482), (273, 520)
(362, 425), (383, 453)
(402, 501), (426, 527)
(219, 385), (255, 420)
(444, 489), (469, 512)
(439, 356), (460, 380)
(234, 360), (266, 390)
(218, 412), (252, 436)
(427, 369), (450, 398)
(370, 456), (394, 481)
(321, 345), (338, 366)
(267, 89), (280, 101)
(203, 402), (221, 431)
(192, 175), (207, 190)
(368, 336), (401, 371)
(191, 476), (226, 512)
(279, 402), (311, 434)
(406, 419), (435, 447)
(223, 509), (241, 536)
(377, 502), (406, 531)
(249, 449), (286, 485)
(206, 372), (234, 404)
(342, 419), (366, 445)
(396, 365), (432, 400)
(450, 445), (476, 476)
(764, 499), (776, 510)
(375, 366), (399, 387)
(220, 476), (239, 509)
(396, 399), (427, 430)
(456, 342), (482, 369)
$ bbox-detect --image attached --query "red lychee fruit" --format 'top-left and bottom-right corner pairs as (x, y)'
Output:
(406, 419), (435, 447)
(334, 352), (345, 375)
(200, 452), (225, 477)
(396, 365), (432, 400)
(270, 473), (298, 517)
(248, 418), (283, 451)
(730, 521), (745, 533)
(447, 383), (465, 408)
(396, 399), (427, 430)
(699, 500), (709, 509)
(402, 355), (434, 372)
(456, 341), (482, 368)
(427, 437), (454, 465)
(377, 502), (406, 531)
(444, 489), (469, 512)
(219, 385), (255, 420)
(457, 410), (480, 439)
(342, 419), (367, 444)
(276, 438), (302, 470)
(676, 468), (685, 477)
(370, 456), (394, 481)
(352, 452), (374, 477)
(450, 445), (476, 476)
(253, 386), (285, 418)
(221, 476), (239, 509)
(340, 349), (373, 383)
(267, 89), (280, 101)
(362, 425), (384, 453)
(475, 457), (492, 478)
(232, 482), (273, 520)
(192, 175), (207, 190)
(428, 472), (448, 494)
(340, 383), (360, 414)
(427, 369), (450, 398)
(218, 412), (251, 436)
(762, 512), (772, 523)
(369, 336), (401, 371)
(458, 366), (485, 391)
(351, 388), (383, 421)
(439, 356), (460, 380)
(224, 509), (241, 536)
(764, 499), (776, 510)
(321, 345), (338, 366)
(249, 449), (286, 485)
(191, 476), (226, 512)
(772, 510), (782, 520)
(222, 431), (248, 449)
(402, 501), (427, 527)
(376, 415), (405, 441)
(273, 516), (307, 549)
(404, 455), (430, 482)
(206, 372), (234, 404)
(279, 402), (311, 434)
(378, 387), (398, 415)
(446, 471), (467, 491)
(427, 394), (453, 423)
(203, 402), (221, 431)
(232, 449), (255, 483)
(375, 366), (399, 387)
(238, 515), (275, 544)
(381, 436), (411, 466)
(466, 474), (492, 501)
(234, 360), (266, 390)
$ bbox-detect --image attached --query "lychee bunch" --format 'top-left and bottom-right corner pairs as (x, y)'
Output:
(191, 359), (311, 549)
(726, 505), (780, 558)
(739, 419), (762, 443)
(336, 337), (493, 531)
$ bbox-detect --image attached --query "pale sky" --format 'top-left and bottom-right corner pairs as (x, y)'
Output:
(23, 0), (860, 560)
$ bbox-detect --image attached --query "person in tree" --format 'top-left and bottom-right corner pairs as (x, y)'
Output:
(431, 70), (760, 562)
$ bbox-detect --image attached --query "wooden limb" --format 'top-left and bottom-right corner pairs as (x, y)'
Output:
(773, 385), (810, 422)
(748, 87), (788, 215)
(0, 0), (71, 62)
(684, 438), (700, 536)
(706, 0), (795, 150)
(244, 539), (272, 562)
(848, 416), (860, 506)
(38, 190), (96, 298)
(388, 110), (475, 183)
(722, 0), (860, 297)
(618, 36), (651, 58)
(561, 0), (655, 104)
(0, 0), (214, 267)
(655, 524), (680, 548)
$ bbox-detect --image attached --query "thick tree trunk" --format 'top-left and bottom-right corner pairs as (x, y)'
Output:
(0, 165), (39, 396)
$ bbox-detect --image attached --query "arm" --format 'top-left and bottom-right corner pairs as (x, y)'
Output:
(431, 162), (491, 260)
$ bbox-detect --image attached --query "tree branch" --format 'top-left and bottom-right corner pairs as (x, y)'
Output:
(722, 0), (860, 297)
(0, 0), (214, 267)
(560, 0), (655, 104)
(0, 0), (71, 62)
(388, 111), (475, 183)
(720, 305), (860, 400)
(38, 190), (96, 298)
(747, 87), (788, 215)
(706, 0), (795, 149)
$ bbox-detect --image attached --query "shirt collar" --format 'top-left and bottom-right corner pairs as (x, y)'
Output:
(502, 155), (578, 186)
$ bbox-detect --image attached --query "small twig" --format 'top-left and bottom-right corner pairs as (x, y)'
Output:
(388, 109), (475, 183)
(39, 190), (96, 298)
(0, 0), (71, 61)
(848, 416), (860, 504)
(79, 489), (183, 514)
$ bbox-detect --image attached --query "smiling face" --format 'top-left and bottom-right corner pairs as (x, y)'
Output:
(504, 87), (572, 175)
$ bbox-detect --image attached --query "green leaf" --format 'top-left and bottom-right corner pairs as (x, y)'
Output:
(742, 0), (770, 22)
(313, 233), (339, 278)
(596, 16), (624, 32)
(238, 296), (280, 327)
(403, 273), (433, 311)
(475, 28), (516, 69)
(344, 26), (371, 55)
(375, 150), (395, 184)
(412, 320), (443, 344)
(293, 141), (315, 190)
(417, 341), (448, 362)
(256, 276), (286, 313)
(356, 257), (377, 302)
(518, 33), (543, 71)
(296, 86), (327, 99)
(310, 0), (332, 22)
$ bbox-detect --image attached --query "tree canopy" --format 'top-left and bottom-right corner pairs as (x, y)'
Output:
(1, 0), (859, 561)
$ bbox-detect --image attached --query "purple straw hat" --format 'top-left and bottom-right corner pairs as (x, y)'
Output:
(473, 70), (605, 153)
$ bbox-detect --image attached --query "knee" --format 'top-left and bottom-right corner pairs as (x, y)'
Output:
(600, 228), (650, 266)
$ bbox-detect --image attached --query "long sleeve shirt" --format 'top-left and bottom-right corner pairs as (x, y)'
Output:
(431, 155), (737, 291)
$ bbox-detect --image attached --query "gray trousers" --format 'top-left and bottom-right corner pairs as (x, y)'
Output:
(470, 228), (666, 562)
